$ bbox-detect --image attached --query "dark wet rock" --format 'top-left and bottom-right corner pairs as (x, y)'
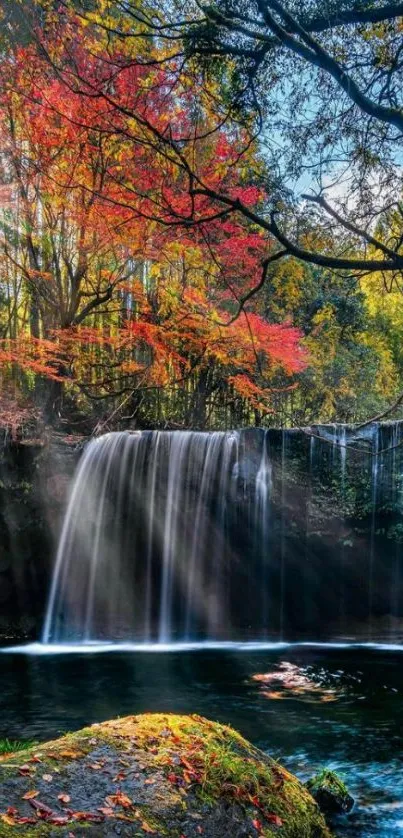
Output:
(0, 432), (80, 643)
(306, 769), (354, 815)
(0, 713), (331, 836)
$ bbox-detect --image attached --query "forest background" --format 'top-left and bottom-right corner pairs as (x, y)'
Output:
(0, 0), (402, 434)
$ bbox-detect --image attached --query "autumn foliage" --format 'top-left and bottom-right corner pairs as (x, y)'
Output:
(0, 5), (305, 428)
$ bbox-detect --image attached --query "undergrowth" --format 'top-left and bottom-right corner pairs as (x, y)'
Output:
(0, 739), (37, 756)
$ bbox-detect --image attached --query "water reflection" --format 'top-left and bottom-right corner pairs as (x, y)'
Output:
(0, 646), (402, 836)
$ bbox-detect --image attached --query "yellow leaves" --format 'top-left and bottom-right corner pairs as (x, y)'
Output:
(1, 815), (16, 826)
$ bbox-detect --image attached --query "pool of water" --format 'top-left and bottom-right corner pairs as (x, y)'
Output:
(1, 644), (402, 836)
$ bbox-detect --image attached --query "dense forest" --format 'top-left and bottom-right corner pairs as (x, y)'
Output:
(0, 1), (402, 432)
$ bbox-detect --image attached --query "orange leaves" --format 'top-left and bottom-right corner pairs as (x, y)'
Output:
(58, 750), (85, 760)
(0, 15), (306, 413)
(106, 792), (132, 809)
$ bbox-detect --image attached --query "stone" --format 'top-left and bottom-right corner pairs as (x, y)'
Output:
(0, 713), (331, 837)
(306, 769), (354, 815)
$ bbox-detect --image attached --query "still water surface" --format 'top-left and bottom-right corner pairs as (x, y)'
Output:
(0, 645), (402, 836)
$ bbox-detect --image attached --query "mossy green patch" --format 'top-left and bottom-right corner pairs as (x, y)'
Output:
(0, 741), (37, 758)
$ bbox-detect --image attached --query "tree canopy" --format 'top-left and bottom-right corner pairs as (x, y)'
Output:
(0, 0), (402, 432)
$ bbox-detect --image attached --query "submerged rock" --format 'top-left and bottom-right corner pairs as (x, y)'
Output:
(306, 769), (354, 815)
(0, 713), (331, 836)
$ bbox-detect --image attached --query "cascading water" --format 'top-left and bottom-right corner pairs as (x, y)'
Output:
(42, 423), (403, 645)
(43, 430), (268, 644)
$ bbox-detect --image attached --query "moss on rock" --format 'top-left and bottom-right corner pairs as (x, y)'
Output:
(0, 714), (331, 837)
(306, 770), (354, 815)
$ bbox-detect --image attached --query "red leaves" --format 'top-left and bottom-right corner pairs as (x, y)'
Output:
(28, 797), (105, 825)
(249, 794), (284, 829)
(45, 815), (70, 826)
(0, 795), (115, 830)
(28, 799), (54, 817)
(265, 812), (283, 826)
(18, 764), (33, 776)
(71, 811), (105, 823)
(0, 12), (306, 415)
(180, 755), (202, 785)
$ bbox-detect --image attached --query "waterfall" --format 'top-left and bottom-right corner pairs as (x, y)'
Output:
(42, 423), (403, 645)
(43, 430), (270, 644)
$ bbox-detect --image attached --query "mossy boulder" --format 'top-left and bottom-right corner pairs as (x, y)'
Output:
(306, 770), (354, 815)
(0, 713), (331, 837)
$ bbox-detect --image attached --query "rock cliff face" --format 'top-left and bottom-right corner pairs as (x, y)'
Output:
(1, 423), (403, 644)
(0, 713), (331, 837)
(0, 433), (79, 642)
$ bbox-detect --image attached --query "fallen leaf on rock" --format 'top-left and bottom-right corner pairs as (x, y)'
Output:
(58, 794), (71, 804)
(29, 799), (54, 817)
(252, 818), (263, 831)
(71, 811), (105, 823)
(108, 792), (132, 808)
(104, 796), (117, 808)
(112, 771), (126, 781)
(1, 815), (16, 826)
(22, 790), (40, 800)
(48, 815), (70, 825)
(98, 807), (114, 817)
(141, 822), (156, 833)
(6, 807), (18, 816)
(89, 762), (103, 770)
(18, 764), (33, 776)
(264, 812), (283, 826)
(42, 774), (53, 782)
(29, 755), (42, 763)
(59, 750), (84, 760)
